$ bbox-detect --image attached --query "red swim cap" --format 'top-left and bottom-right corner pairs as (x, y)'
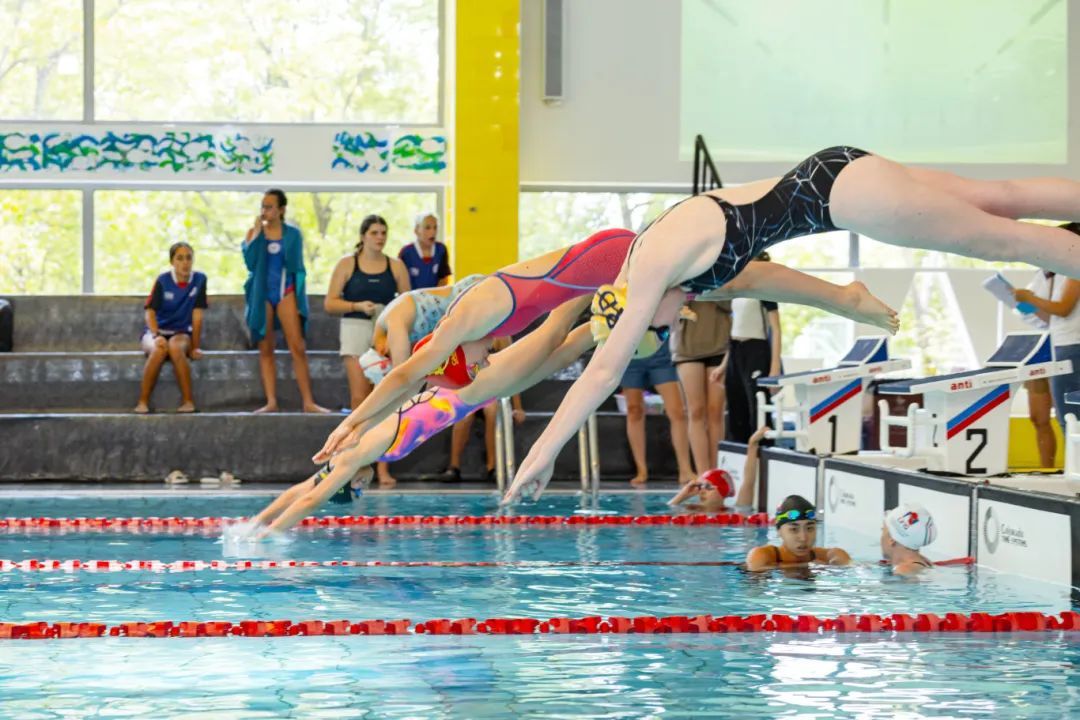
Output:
(412, 334), (477, 389)
(699, 469), (734, 497)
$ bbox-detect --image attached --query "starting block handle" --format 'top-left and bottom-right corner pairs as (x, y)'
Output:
(755, 390), (808, 443)
(878, 399), (919, 457)
(1066, 413), (1080, 481)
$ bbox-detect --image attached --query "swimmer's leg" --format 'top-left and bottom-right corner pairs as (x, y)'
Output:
(831, 154), (1080, 277)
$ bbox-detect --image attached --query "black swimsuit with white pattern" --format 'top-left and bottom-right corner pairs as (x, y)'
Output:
(678, 146), (870, 294)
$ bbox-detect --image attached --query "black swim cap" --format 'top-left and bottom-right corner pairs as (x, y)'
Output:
(775, 495), (816, 528)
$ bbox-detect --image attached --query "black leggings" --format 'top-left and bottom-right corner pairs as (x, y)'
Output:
(725, 339), (772, 443)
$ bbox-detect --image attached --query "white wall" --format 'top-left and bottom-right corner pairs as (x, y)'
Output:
(521, 0), (687, 189)
(521, 0), (1080, 187)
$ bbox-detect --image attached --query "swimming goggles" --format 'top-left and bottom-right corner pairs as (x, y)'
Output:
(775, 508), (816, 523)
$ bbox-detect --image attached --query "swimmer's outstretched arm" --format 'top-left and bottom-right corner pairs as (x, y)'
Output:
(505, 268), (679, 503)
(251, 476), (318, 528)
(733, 426), (769, 512)
(461, 321), (595, 406)
(251, 425), (369, 528)
(698, 262), (899, 334)
(263, 420), (398, 535)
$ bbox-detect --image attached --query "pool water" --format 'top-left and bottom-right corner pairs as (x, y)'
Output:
(0, 491), (1076, 718)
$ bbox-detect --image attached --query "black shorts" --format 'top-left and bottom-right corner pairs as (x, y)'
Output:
(674, 352), (726, 369)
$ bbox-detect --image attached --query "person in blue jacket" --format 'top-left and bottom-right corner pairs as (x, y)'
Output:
(242, 189), (328, 413)
(134, 242), (207, 414)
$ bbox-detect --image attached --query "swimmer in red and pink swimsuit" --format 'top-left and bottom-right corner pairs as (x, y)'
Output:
(314, 228), (637, 463)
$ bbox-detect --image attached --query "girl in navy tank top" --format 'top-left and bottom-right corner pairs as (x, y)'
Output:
(324, 214), (410, 486)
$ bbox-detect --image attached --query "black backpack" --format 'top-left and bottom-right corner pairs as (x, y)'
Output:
(0, 299), (11, 352)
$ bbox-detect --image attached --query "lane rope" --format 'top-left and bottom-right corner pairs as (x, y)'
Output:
(0, 513), (770, 532)
(0, 610), (1073, 639)
(0, 557), (976, 574)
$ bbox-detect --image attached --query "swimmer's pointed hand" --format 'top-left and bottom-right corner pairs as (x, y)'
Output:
(501, 453), (555, 505)
(313, 421), (353, 464)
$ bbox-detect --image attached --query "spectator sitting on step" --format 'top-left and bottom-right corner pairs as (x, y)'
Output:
(668, 425), (767, 513)
(134, 242), (207, 414)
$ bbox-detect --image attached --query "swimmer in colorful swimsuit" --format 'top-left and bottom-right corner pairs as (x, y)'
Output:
(506, 147), (1080, 503)
(745, 495), (851, 572)
(253, 265), (894, 536)
(363, 274), (486, 373)
(316, 226), (900, 462)
(881, 503), (937, 576)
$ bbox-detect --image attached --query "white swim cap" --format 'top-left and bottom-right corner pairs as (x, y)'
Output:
(359, 348), (391, 385)
(884, 503), (937, 550)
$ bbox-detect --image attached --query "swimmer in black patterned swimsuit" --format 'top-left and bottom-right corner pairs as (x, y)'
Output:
(507, 146), (1080, 502)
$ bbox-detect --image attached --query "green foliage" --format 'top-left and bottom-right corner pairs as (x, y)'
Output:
(519, 192), (683, 259)
(94, 0), (439, 122)
(93, 190), (438, 294)
(0, 190), (81, 293)
(0, 0), (82, 119)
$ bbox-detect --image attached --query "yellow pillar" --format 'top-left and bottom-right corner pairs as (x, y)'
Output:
(448, 0), (519, 276)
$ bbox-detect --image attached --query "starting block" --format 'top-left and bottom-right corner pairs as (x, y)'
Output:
(877, 332), (1072, 476)
(755, 337), (910, 454)
(1063, 391), (1080, 481)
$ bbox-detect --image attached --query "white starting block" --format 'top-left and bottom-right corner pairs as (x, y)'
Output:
(755, 337), (910, 454)
(877, 332), (1072, 476)
(1063, 391), (1080, 481)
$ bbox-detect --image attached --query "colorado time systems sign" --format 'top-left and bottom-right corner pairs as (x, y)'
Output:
(976, 498), (1071, 586)
(823, 470), (884, 538)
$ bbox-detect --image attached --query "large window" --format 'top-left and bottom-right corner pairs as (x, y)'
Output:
(0, 190), (82, 294)
(519, 192), (683, 258)
(0, 0), (83, 119)
(94, 0), (440, 123)
(94, 190), (438, 294)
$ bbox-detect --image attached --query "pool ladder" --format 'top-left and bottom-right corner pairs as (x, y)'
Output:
(493, 399), (605, 512)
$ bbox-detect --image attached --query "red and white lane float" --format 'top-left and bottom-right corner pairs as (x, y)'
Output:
(0, 513), (771, 533)
(0, 610), (1075, 640)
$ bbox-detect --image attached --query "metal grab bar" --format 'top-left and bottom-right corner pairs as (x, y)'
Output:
(1065, 413), (1080, 480)
(500, 397), (517, 483)
(494, 403), (507, 493)
(877, 399), (919, 457)
(754, 390), (807, 444)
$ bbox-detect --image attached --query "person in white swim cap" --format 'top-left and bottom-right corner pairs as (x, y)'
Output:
(881, 502), (937, 575)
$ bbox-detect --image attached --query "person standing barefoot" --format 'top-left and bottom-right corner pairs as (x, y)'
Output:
(241, 189), (329, 414)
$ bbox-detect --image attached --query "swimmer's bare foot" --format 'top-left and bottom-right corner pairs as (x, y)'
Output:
(133, 402), (150, 414)
(679, 472), (697, 487)
(303, 403), (331, 414)
(254, 402), (279, 414)
(844, 281), (899, 335)
(177, 402), (196, 414)
(630, 473), (648, 488)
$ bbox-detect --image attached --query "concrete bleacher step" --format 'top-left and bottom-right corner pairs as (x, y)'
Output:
(0, 348), (609, 413)
(0, 350), (349, 412)
(0, 412), (678, 482)
(4, 294), (341, 352)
